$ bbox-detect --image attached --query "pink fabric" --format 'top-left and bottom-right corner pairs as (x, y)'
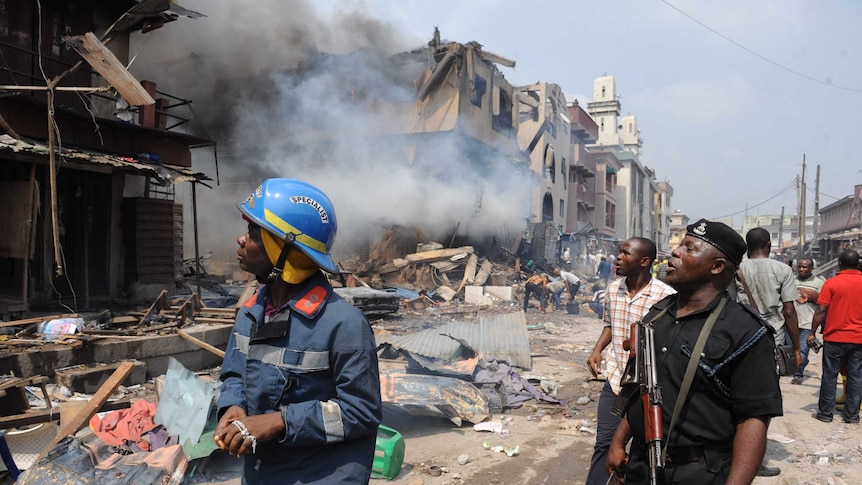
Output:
(89, 399), (158, 450)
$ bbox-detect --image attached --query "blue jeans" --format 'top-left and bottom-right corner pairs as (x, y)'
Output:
(818, 341), (862, 422)
(586, 381), (621, 485)
(588, 301), (604, 319)
(790, 328), (811, 378)
(551, 283), (580, 310)
(552, 287), (565, 310)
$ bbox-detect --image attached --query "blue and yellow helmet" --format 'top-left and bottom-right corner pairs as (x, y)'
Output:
(238, 178), (339, 274)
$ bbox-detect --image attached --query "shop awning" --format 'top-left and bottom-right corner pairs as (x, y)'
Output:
(0, 134), (210, 185)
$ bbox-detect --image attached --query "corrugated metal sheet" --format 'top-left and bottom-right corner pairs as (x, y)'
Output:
(378, 311), (532, 370)
(0, 135), (210, 184)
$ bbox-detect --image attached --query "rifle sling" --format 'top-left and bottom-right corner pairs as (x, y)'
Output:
(659, 295), (727, 464)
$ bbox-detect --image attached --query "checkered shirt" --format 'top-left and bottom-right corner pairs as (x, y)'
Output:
(603, 276), (676, 394)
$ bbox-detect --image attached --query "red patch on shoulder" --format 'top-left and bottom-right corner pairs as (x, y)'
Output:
(296, 286), (327, 316)
(243, 289), (260, 308)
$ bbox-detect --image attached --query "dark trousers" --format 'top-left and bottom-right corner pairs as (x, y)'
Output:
(588, 301), (604, 319)
(569, 282), (581, 299)
(585, 381), (620, 485)
(818, 341), (862, 422)
(523, 283), (546, 312)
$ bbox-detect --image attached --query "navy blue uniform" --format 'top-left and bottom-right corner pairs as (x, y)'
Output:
(219, 273), (382, 484)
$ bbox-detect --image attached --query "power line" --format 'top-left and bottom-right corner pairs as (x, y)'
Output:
(705, 179), (797, 220)
(661, 0), (862, 93)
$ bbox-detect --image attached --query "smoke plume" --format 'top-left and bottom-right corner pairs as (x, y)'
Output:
(129, 0), (531, 264)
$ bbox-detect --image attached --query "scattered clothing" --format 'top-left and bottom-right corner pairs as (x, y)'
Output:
(90, 400), (160, 451)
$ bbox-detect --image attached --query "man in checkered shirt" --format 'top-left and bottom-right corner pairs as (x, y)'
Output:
(585, 237), (676, 485)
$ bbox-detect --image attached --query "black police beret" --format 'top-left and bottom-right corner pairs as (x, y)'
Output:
(686, 218), (747, 265)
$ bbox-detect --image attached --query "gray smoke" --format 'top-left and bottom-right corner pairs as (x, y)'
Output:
(129, 0), (531, 263)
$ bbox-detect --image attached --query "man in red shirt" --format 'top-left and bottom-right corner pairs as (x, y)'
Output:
(809, 250), (862, 424)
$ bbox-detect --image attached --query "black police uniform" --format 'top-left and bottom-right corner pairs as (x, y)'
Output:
(623, 292), (783, 484)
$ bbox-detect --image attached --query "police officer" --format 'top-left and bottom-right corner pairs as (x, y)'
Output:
(607, 219), (783, 484)
(214, 179), (383, 484)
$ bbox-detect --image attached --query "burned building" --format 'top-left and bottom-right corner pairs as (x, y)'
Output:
(0, 1), (211, 317)
(517, 83), (571, 228)
(201, 28), (533, 265)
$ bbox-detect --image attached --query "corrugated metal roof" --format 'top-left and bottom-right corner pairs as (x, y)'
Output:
(0, 135), (210, 185)
(378, 311), (532, 370)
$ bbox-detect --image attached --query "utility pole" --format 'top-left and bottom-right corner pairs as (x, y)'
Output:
(778, 206), (785, 250)
(813, 164), (820, 258)
(798, 155), (806, 259)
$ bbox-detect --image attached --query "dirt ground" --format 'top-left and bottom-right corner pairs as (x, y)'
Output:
(376, 307), (859, 485)
(8, 300), (854, 485)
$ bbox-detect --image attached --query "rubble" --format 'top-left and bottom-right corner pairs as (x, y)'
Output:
(0, 230), (602, 483)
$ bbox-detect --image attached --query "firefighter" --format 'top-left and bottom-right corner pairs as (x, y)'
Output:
(214, 178), (382, 484)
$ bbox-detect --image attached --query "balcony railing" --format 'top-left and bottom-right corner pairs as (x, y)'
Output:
(0, 39), (195, 133)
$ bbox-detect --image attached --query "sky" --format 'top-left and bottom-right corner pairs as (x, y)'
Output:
(364, 0), (862, 225)
(130, 0), (862, 259)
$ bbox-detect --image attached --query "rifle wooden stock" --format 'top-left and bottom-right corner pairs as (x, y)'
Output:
(642, 324), (663, 485)
(611, 321), (664, 484)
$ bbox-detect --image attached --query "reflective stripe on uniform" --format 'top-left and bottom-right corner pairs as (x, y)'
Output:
(320, 400), (345, 442)
(233, 333), (329, 370)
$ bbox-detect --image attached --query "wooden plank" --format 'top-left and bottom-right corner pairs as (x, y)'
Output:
(456, 254), (478, 294)
(0, 399), (131, 429)
(0, 313), (78, 328)
(138, 289), (168, 327)
(69, 32), (155, 106)
(37, 361), (135, 460)
(192, 317), (235, 324)
(404, 246), (473, 263)
(169, 306), (235, 316)
(140, 321), (178, 333)
(177, 329), (225, 359)
(110, 316), (138, 325)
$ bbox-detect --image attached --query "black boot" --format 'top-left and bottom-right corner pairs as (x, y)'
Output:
(756, 464), (780, 476)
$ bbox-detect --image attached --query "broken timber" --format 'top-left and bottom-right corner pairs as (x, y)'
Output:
(379, 246), (474, 274)
(0, 313), (78, 328)
(456, 253), (479, 294)
(37, 361), (135, 461)
(177, 329), (225, 359)
(134, 292), (238, 330)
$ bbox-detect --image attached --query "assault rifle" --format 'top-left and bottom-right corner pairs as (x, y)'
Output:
(612, 319), (664, 485)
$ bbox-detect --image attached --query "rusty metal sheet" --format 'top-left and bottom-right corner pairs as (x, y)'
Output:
(376, 310), (532, 370)
(379, 369), (489, 425)
(0, 135), (209, 185)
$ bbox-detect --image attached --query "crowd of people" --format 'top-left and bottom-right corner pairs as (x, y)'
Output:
(574, 222), (862, 485)
(212, 177), (861, 485)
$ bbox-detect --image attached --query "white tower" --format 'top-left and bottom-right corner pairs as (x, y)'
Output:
(588, 76), (621, 147)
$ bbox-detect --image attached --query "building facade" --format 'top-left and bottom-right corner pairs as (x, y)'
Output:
(816, 184), (862, 263)
(586, 75), (670, 244)
(0, 1), (210, 315)
(668, 211), (690, 250)
(566, 100), (599, 234)
(517, 83), (572, 228)
(741, 214), (815, 251)
(655, 182), (673, 253)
